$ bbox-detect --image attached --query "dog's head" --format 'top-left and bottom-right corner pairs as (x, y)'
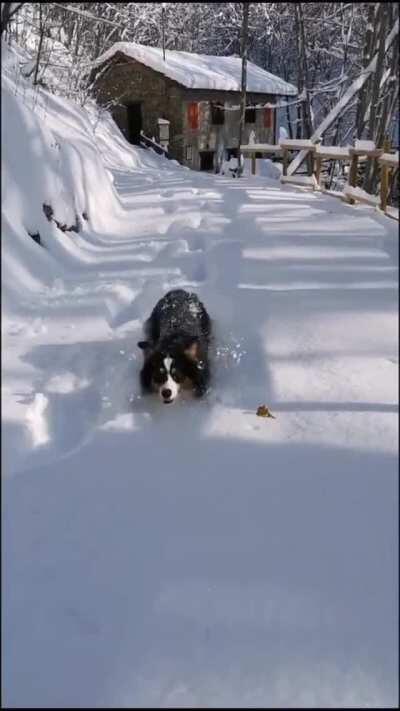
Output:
(138, 338), (201, 404)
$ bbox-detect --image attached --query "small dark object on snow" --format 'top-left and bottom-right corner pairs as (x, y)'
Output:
(256, 405), (275, 418)
(28, 231), (41, 245)
(82, 211), (89, 221)
(67, 214), (82, 233)
(42, 203), (54, 221)
(42, 203), (81, 234)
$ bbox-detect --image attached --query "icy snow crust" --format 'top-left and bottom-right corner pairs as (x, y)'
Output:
(93, 41), (298, 95)
(2, 41), (398, 709)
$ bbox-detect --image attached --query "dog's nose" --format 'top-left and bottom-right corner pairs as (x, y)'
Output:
(161, 388), (172, 399)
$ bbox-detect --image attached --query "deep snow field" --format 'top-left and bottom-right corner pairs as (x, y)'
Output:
(2, 42), (398, 707)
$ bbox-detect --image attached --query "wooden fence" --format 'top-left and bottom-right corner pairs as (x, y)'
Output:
(240, 140), (399, 219)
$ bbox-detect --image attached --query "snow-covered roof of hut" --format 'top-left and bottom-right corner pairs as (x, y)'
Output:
(93, 42), (297, 96)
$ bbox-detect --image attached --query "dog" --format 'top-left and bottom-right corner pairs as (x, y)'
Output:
(138, 289), (211, 404)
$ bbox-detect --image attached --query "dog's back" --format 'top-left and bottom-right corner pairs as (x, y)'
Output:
(145, 289), (211, 346)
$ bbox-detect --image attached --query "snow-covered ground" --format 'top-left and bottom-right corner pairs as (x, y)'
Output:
(2, 43), (399, 708)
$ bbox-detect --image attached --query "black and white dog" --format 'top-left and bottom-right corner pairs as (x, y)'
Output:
(138, 289), (211, 404)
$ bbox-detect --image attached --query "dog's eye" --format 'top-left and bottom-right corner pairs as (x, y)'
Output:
(171, 369), (184, 383)
(153, 368), (166, 384)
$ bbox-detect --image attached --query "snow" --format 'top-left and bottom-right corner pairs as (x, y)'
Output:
(281, 174), (319, 188)
(2, 41), (399, 709)
(379, 151), (399, 166)
(279, 125), (288, 141)
(240, 143), (281, 152)
(315, 145), (351, 158)
(386, 205), (399, 220)
(280, 138), (316, 149)
(354, 139), (377, 152)
(344, 185), (380, 206)
(92, 42), (298, 96)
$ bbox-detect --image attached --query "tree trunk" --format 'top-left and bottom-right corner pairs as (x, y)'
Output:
(355, 3), (376, 139)
(237, 2), (249, 178)
(363, 3), (389, 192)
(295, 3), (313, 139)
(33, 4), (45, 86)
(1, 2), (24, 37)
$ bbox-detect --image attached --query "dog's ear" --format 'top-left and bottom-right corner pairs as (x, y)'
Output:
(184, 338), (200, 361)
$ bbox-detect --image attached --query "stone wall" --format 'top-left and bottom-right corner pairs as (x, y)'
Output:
(181, 89), (276, 171)
(92, 53), (185, 162)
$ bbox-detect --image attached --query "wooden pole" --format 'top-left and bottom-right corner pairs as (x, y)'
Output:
(379, 137), (391, 212)
(283, 148), (289, 176)
(251, 152), (256, 175)
(347, 152), (359, 204)
(315, 156), (322, 187)
(237, 2), (249, 178)
(307, 150), (314, 176)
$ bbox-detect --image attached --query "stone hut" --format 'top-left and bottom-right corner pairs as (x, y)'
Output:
(90, 42), (297, 171)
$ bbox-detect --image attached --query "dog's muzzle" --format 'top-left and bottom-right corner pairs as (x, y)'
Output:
(161, 388), (174, 404)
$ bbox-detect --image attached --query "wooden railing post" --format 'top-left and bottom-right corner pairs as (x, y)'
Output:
(251, 152), (256, 176)
(283, 148), (288, 176)
(347, 150), (359, 204)
(315, 156), (322, 187)
(307, 150), (314, 177)
(379, 137), (391, 213)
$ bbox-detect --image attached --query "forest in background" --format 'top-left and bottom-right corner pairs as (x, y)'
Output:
(2, 3), (399, 170)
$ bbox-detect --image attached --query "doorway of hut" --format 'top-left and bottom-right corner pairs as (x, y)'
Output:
(199, 151), (215, 171)
(126, 103), (142, 145)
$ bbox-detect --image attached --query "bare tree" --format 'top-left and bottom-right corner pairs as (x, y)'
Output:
(363, 3), (390, 192)
(294, 3), (313, 139)
(1, 2), (24, 37)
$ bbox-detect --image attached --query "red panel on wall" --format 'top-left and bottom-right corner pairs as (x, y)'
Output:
(264, 107), (273, 129)
(188, 102), (199, 130)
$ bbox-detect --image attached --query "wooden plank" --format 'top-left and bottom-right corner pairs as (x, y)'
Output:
(240, 143), (281, 153)
(286, 19), (399, 176)
(315, 147), (351, 160)
(349, 147), (383, 158)
(280, 139), (316, 151)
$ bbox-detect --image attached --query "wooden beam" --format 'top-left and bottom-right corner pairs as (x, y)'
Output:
(315, 156), (322, 187)
(346, 152), (359, 204)
(282, 147), (289, 176)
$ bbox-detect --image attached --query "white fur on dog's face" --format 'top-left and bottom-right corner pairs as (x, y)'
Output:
(159, 356), (180, 403)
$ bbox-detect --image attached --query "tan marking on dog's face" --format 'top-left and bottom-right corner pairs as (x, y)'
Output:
(184, 341), (199, 361)
(180, 376), (193, 391)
